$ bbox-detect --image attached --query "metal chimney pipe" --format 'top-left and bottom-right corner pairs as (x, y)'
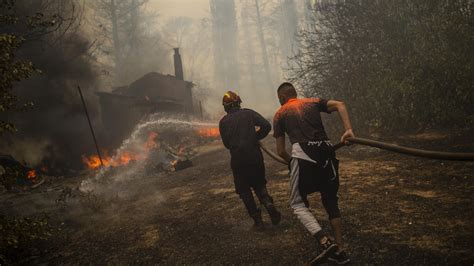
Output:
(173, 48), (184, 80)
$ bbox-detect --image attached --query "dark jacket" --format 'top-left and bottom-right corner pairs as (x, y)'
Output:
(219, 108), (271, 169)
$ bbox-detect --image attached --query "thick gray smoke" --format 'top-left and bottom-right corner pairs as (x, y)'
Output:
(0, 1), (101, 171)
(0, 0), (308, 170)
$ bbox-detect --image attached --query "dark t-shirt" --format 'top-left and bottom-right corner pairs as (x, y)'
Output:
(273, 98), (331, 143)
(219, 108), (271, 168)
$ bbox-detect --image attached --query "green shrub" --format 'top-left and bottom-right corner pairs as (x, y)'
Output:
(290, 0), (473, 133)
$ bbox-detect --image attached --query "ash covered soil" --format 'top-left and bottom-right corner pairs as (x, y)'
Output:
(1, 132), (473, 265)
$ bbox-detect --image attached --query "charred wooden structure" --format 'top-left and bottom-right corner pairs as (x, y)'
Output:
(98, 48), (194, 147)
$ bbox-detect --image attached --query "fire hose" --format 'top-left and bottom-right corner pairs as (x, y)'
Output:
(259, 137), (474, 165)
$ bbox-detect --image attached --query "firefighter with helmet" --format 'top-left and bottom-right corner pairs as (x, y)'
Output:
(219, 91), (281, 229)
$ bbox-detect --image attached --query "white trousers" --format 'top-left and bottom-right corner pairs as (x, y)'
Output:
(289, 158), (322, 235)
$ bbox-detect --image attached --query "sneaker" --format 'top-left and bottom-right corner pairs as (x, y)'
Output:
(310, 238), (338, 265)
(329, 250), (350, 265)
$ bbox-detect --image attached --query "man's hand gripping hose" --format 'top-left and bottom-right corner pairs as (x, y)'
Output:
(259, 137), (474, 165)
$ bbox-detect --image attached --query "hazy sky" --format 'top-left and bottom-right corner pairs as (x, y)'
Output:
(148, 0), (210, 20)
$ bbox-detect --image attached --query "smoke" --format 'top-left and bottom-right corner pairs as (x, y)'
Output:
(165, 1), (306, 118)
(80, 114), (218, 198)
(0, 1), (101, 170)
(1, 138), (50, 167)
(0, 0), (306, 171)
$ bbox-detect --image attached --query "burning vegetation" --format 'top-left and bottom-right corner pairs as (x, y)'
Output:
(0, 0), (472, 264)
(82, 132), (159, 170)
(196, 127), (220, 138)
(0, 155), (45, 193)
(26, 170), (36, 181)
(80, 123), (220, 176)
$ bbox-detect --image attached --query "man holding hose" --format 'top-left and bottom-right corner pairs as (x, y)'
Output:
(219, 91), (281, 230)
(273, 82), (354, 265)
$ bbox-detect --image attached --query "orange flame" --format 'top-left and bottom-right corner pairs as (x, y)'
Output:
(144, 132), (158, 150)
(170, 159), (178, 167)
(81, 154), (108, 169)
(196, 127), (220, 138)
(27, 170), (36, 181)
(82, 132), (159, 170)
(116, 151), (141, 165)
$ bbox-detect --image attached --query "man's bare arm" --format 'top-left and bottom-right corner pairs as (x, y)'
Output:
(276, 136), (291, 164)
(327, 100), (355, 143)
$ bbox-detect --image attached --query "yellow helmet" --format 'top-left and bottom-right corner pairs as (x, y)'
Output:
(222, 91), (242, 106)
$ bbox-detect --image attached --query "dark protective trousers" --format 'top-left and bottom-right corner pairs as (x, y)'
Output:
(232, 162), (273, 216)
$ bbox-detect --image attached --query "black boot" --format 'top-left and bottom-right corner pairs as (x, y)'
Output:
(255, 186), (281, 226)
(250, 209), (264, 230)
(260, 196), (281, 225)
(265, 203), (281, 225)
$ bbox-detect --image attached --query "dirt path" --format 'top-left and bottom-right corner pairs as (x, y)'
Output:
(2, 135), (473, 264)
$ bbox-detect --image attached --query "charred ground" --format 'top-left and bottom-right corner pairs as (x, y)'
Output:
(1, 131), (473, 265)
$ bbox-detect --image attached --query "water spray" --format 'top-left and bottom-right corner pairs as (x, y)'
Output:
(80, 115), (220, 193)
